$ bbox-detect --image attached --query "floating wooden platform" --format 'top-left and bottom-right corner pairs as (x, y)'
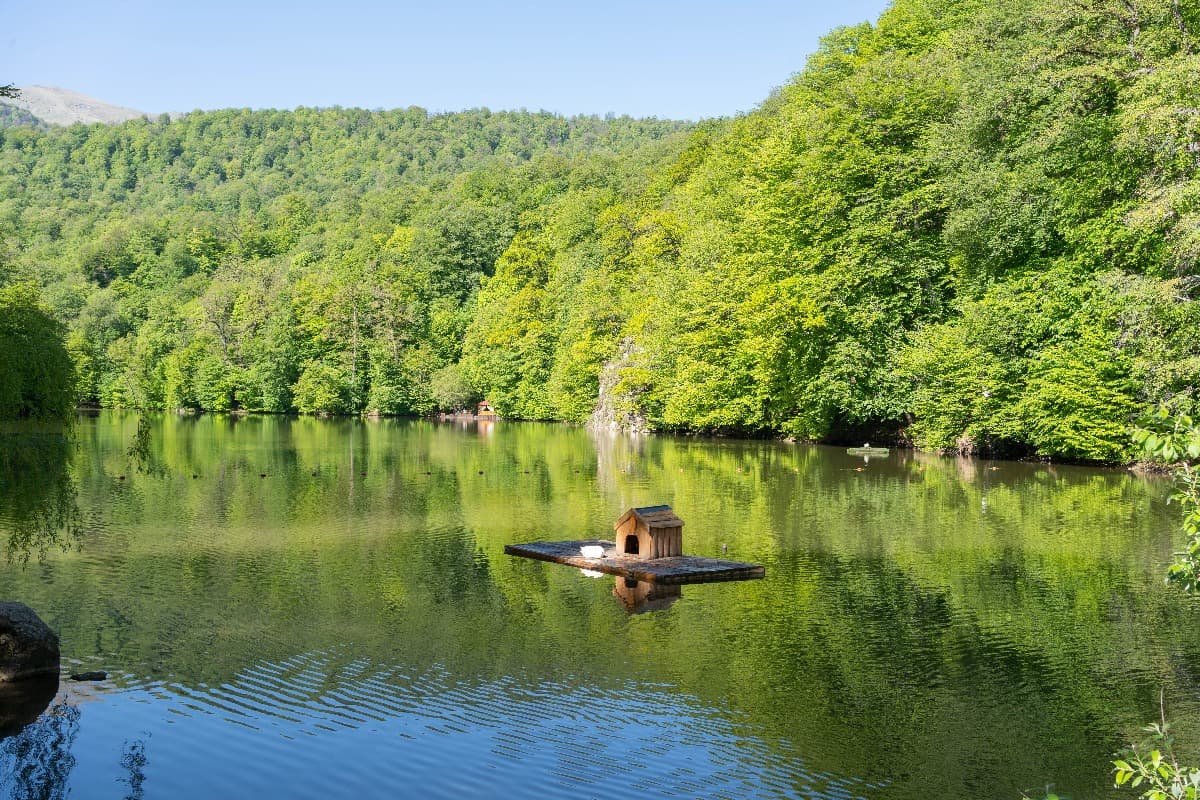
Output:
(504, 539), (765, 584)
(846, 447), (890, 456)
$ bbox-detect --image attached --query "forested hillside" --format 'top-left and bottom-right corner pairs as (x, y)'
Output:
(2, 0), (1199, 463)
(0, 107), (691, 419)
(461, 0), (1200, 462)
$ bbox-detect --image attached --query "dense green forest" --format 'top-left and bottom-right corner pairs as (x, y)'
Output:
(2, 0), (1199, 462)
(0, 107), (691, 419)
(0, 285), (74, 421)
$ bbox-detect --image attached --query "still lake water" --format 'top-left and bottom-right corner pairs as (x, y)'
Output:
(2, 411), (1199, 799)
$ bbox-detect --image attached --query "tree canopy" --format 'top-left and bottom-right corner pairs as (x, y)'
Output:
(0, 285), (75, 421)
(2, 0), (1199, 462)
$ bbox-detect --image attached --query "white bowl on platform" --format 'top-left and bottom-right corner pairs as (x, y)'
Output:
(580, 545), (604, 558)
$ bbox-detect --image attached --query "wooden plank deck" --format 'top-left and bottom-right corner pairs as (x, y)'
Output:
(504, 539), (765, 584)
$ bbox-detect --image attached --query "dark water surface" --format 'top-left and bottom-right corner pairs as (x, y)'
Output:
(2, 412), (1199, 799)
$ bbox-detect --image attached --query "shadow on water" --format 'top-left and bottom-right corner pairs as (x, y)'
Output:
(0, 675), (59, 739)
(0, 425), (80, 564)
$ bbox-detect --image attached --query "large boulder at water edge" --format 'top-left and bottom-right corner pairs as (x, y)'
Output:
(0, 601), (60, 682)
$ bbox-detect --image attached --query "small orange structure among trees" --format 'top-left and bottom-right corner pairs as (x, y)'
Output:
(476, 400), (498, 420)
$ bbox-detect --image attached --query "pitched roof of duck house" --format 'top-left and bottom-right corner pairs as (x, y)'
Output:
(615, 505), (683, 530)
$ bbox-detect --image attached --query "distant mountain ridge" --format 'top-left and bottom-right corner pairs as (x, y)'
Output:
(3, 86), (150, 126)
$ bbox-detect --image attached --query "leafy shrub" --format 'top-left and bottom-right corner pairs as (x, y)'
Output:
(0, 285), (75, 421)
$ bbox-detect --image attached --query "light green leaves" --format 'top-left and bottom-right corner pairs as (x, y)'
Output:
(1133, 411), (1200, 592)
(1112, 722), (1200, 800)
(0, 285), (76, 422)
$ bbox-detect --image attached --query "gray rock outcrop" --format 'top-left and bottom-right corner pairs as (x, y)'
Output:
(588, 337), (651, 435)
(4, 86), (151, 126)
(0, 602), (60, 682)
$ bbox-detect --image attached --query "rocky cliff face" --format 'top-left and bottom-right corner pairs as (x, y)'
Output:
(588, 338), (650, 436)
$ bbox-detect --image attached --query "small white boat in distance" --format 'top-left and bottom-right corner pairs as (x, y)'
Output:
(580, 545), (605, 558)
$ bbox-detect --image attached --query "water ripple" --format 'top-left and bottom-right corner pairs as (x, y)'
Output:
(50, 652), (876, 800)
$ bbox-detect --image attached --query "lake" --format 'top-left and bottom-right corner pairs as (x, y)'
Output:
(2, 411), (1199, 799)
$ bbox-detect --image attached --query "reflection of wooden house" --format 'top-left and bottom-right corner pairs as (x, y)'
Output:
(614, 505), (683, 559)
(612, 577), (682, 614)
(476, 401), (498, 420)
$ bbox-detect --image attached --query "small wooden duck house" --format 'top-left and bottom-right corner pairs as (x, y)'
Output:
(476, 401), (498, 420)
(614, 505), (683, 560)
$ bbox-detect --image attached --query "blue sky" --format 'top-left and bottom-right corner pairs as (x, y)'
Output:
(5, 1), (893, 120)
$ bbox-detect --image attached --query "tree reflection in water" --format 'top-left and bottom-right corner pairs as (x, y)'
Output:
(0, 428), (80, 564)
(0, 700), (80, 800)
(119, 739), (148, 800)
(126, 415), (165, 478)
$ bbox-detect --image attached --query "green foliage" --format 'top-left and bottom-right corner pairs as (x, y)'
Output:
(456, 0), (1199, 458)
(0, 105), (687, 419)
(293, 362), (352, 415)
(1016, 327), (1139, 463)
(0, 102), (46, 130)
(429, 363), (474, 412)
(0, 285), (76, 421)
(1114, 721), (1200, 799)
(1134, 410), (1200, 592)
(0, 429), (79, 563)
(4, 0), (1200, 459)
(460, 230), (557, 419)
(902, 268), (1144, 460)
(1114, 413), (1200, 800)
